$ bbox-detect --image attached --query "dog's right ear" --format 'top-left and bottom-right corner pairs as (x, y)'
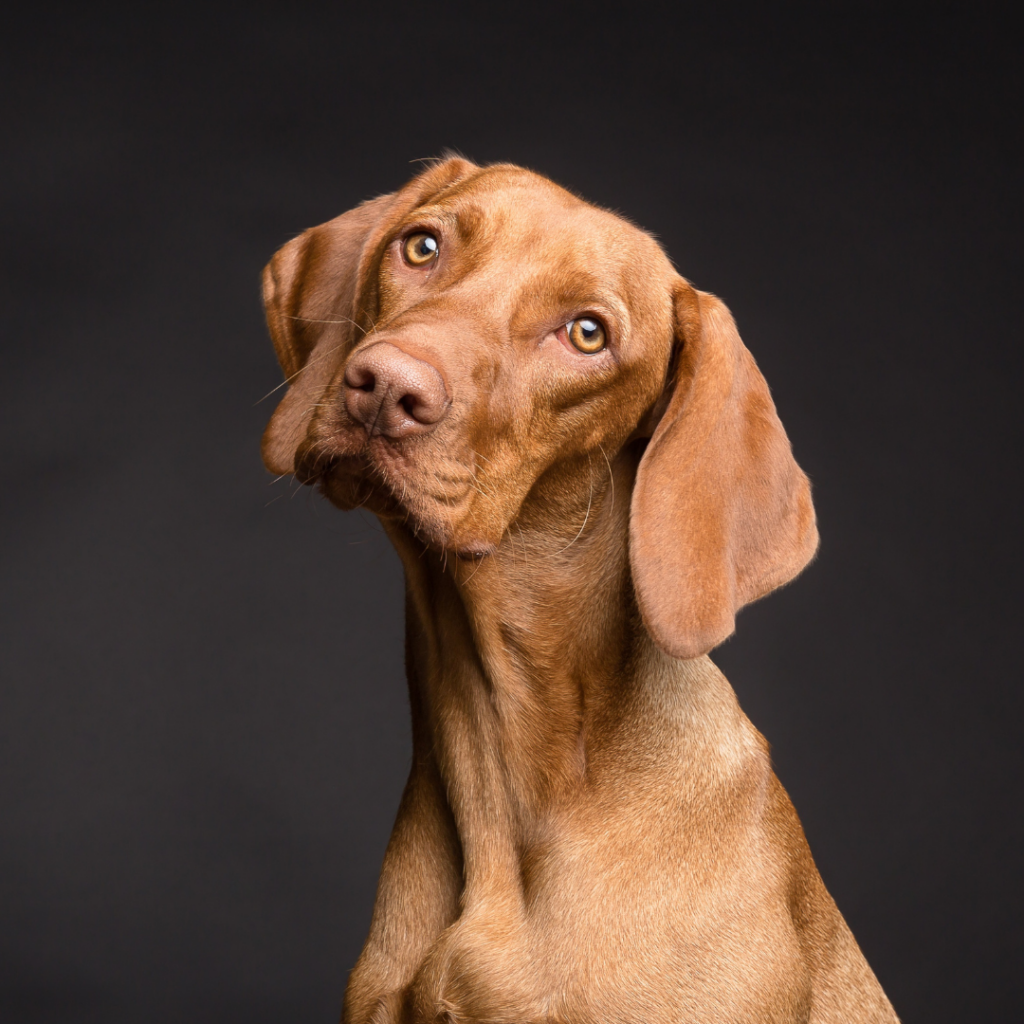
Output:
(629, 279), (818, 660)
(261, 157), (478, 475)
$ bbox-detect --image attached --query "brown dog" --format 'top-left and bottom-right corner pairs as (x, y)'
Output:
(261, 158), (899, 1024)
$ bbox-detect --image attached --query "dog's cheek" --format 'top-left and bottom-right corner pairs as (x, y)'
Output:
(374, 258), (406, 321)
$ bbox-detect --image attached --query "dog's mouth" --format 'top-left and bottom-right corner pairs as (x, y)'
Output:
(295, 433), (498, 559)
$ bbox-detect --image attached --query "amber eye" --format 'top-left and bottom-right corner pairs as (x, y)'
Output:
(403, 232), (439, 266)
(567, 317), (606, 353)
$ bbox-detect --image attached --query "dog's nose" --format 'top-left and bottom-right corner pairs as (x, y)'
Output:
(343, 342), (450, 438)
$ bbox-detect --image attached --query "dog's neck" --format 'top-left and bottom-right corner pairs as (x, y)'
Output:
(398, 457), (628, 744)
(380, 448), (759, 910)
(383, 452), (653, 867)
(382, 460), (619, 899)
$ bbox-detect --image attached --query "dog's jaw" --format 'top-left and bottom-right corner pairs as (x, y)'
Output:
(300, 426), (503, 559)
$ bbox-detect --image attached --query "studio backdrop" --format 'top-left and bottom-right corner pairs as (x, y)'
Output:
(2, 5), (1021, 1022)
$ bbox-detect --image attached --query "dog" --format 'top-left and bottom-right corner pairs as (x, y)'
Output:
(260, 158), (899, 1024)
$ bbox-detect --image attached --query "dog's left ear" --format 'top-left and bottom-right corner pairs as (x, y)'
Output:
(629, 279), (819, 660)
(261, 156), (478, 475)
(260, 192), (398, 475)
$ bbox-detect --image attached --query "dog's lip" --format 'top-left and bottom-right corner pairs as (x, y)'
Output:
(332, 431), (477, 501)
(294, 452), (340, 485)
(301, 429), (495, 551)
(314, 458), (498, 558)
(309, 446), (473, 518)
(294, 427), (387, 486)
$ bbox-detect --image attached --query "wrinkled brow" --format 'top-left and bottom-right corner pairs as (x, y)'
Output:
(401, 203), (491, 244)
(508, 266), (632, 336)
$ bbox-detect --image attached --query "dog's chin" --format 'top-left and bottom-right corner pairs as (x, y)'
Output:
(316, 463), (497, 562)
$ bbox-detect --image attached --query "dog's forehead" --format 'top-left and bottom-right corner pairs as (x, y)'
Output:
(404, 169), (674, 326)
(423, 167), (666, 274)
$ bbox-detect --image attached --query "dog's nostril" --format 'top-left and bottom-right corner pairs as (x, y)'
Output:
(344, 364), (377, 393)
(343, 342), (448, 435)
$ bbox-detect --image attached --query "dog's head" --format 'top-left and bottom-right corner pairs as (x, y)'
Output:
(261, 158), (817, 659)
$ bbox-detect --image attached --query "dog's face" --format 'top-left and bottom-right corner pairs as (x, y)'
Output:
(262, 159), (818, 658)
(268, 163), (676, 558)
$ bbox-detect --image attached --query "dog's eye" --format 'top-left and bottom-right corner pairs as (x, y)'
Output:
(567, 317), (606, 354)
(403, 232), (439, 266)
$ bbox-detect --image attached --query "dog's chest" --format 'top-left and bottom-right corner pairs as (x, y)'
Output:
(404, 783), (811, 1023)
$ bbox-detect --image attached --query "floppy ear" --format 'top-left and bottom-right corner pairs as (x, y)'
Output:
(260, 157), (478, 475)
(629, 280), (819, 660)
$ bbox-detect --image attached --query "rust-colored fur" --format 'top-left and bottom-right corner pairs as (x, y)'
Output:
(261, 159), (898, 1023)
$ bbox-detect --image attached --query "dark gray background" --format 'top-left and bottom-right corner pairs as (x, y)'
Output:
(2, 3), (1021, 1021)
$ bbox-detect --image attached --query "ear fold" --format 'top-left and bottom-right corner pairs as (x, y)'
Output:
(260, 157), (478, 475)
(260, 192), (396, 475)
(629, 281), (819, 660)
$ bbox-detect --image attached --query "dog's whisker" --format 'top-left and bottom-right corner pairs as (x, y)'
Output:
(514, 521), (529, 570)
(467, 479), (491, 502)
(555, 455), (595, 555)
(284, 313), (363, 329)
(253, 339), (348, 405)
(503, 523), (518, 570)
(350, 484), (373, 512)
(471, 468), (494, 498)
(598, 443), (615, 510)
(353, 304), (378, 335)
(463, 554), (487, 585)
